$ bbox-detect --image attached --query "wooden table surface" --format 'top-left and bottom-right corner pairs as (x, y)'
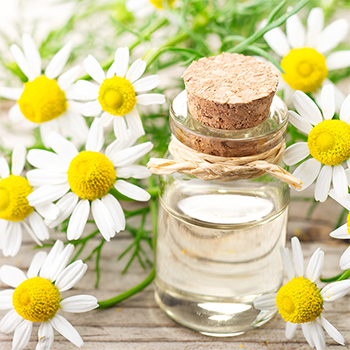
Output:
(1, 193), (350, 350)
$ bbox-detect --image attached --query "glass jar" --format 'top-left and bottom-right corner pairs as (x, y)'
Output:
(155, 90), (289, 336)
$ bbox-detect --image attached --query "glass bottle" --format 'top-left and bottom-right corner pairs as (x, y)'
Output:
(154, 90), (289, 336)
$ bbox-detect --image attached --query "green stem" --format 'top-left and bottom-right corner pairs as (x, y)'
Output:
(97, 265), (155, 309)
(321, 269), (350, 283)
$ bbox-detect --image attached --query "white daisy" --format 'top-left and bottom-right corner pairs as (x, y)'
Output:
(328, 189), (350, 270)
(0, 240), (98, 350)
(69, 47), (165, 140)
(263, 7), (350, 108)
(25, 119), (153, 242)
(254, 237), (350, 350)
(283, 85), (350, 202)
(0, 144), (58, 257)
(0, 33), (89, 147)
(126, 0), (177, 18)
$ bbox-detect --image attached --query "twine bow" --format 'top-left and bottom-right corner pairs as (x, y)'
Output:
(147, 136), (302, 189)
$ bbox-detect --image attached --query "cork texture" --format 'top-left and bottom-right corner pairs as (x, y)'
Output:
(183, 53), (279, 130)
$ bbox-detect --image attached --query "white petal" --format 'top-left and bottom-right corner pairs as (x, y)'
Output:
(326, 51), (350, 70)
(101, 194), (125, 232)
(0, 289), (14, 310)
(126, 58), (146, 83)
(91, 199), (117, 241)
(285, 321), (298, 339)
(0, 87), (23, 100)
(63, 110), (89, 144)
(113, 116), (128, 139)
(283, 142), (309, 166)
(339, 246), (350, 270)
(10, 44), (34, 80)
(117, 165), (151, 179)
(253, 294), (277, 310)
(288, 110), (313, 135)
(133, 75), (160, 92)
(60, 295), (98, 313)
(36, 322), (54, 350)
(314, 165), (332, 202)
(302, 323), (315, 348)
(322, 279), (350, 301)
(320, 84), (335, 120)
(39, 120), (60, 149)
(11, 144), (26, 175)
(0, 157), (10, 178)
(310, 321), (325, 350)
(50, 314), (83, 347)
(82, 100), (102, 117)
(39, 240), (64, 279)
(306, 248), (324, 282)
(321, 316), (344, 345)
(55, 260), (87, 292)
(85, 118), (104, 152)
(340, 93), (350, 123)
(49, 131), (78, 162)
(106, 138), (133, 160)
(66, 80), (99, 101)
(281, 247), (295, 280)
(57, 65), (81, 91)
(28, 211), (50, 241)
(34, 203), (59, 221)
(27, 251), (48, 278)
(83, 54), (105, 84)
(136, 93), (166, 106)
(0, 265), (27, 287)
(111, 141), (153, 167)
(3, 222), (22, 257)
(329, 223), (349, 239)
(263, 27), (290, 57)
(125, 110), (145, 138)
(22, 33), (41, 78)
(100, 111), (114, 127)
(12, 320), (33, 350)
(291, 236), (304, 277)
(8, 103), (25, 123)
(27, 149), (69, 172)
(26, 169), (68, 186)
(114, 180), (150, 201)
(67, 200), (90, 240)
(114, 47), (129, 78)
(293, 91), (323, 125)
(21, 220), (42, 246)
(45, 41), (73, 79)
(293, 158), (321, 191)
(316, 19), (349, 54)
(45, 193), (79, 229)
(286, 13), (305, 48)
(27, 184), (70, 207)
(306, 7), (324, 47)
(332, 165), (348, 199)
(0, 309), (22, 334)
(329, 189), (350, 210)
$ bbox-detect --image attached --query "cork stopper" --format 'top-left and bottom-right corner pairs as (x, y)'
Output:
(183, 53), (279, 130)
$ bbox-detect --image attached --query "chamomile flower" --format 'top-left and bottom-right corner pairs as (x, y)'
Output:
(70, 47), (165, 140)
(283, 85), (350, 202)
(0, 144), (58, 257)
(25, 120), (153, 242)
(254, 237), (350, 350)
(328, 189), (350, 270)
(263, 7), (350, 107)
(0, 240), (98, 350)
(126, 0), (176, 18)
(0, 33), (88, 147)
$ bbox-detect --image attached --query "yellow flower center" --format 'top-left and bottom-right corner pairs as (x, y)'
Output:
(17, 75), (68, 124)
(67, 151), (116, 201)
(308, 120), (350, 166)
(276, 276), (323, 323)
(347, 212), (350, 236)
(98, 76), (136, 116)
(0, 175), (34, 222)
(150, 0), (176, 9)
(281, 48), (328, 93)
(12, 277), (61, 323)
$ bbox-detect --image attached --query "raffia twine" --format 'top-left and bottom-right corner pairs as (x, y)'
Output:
(147, 136), (302, 189)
